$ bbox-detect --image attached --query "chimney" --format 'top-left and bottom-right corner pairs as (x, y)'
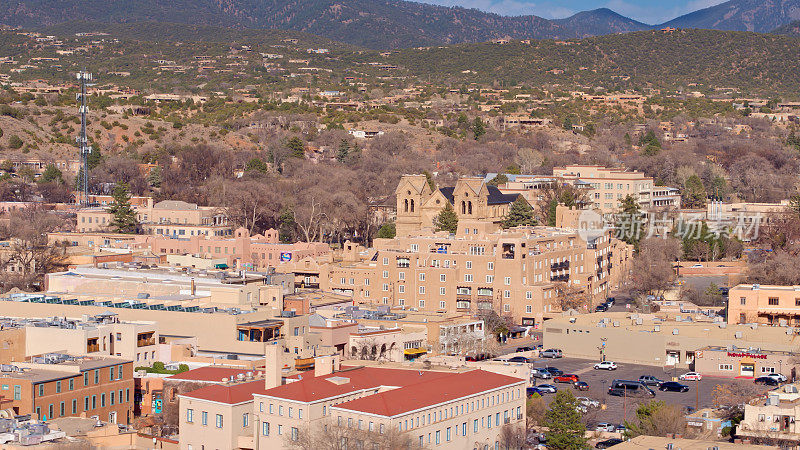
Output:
(264, 343), (281, 389)
(314, 354), (341, 378)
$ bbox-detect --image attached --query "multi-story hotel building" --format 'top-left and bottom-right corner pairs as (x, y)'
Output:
(729, 284), (800, 326)
(494, 165), (681, 214)
(76, 199), (230, 237)
(286, 226), (632, 326)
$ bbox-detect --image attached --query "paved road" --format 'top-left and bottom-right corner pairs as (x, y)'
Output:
(524, 357), (772, 428)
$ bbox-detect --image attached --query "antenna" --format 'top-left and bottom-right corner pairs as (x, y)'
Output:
(76, 70), (93, 206)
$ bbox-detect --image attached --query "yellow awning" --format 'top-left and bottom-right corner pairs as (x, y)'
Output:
(404, 348), (427, 356)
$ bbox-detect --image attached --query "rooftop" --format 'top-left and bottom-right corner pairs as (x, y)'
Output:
(167, 366), (255, 383)
(180, 379), (264, 405)
(258, 366), (523, 415)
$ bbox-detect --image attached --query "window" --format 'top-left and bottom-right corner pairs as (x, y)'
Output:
(398, 285), (405, 294)
(94, 369), (99, 384)
(486, 275), (494, 283)
(187, 409), (194, 423)
(84, 372), (89, 386)
(769, 297), (779, 306)
(291, 427), (299, 441)
(526, 305), (532, 313)
(504, 290), (510, 298)
(279, 405), (284, 416)
(464, 274), (473, 282)
(382, 283), (389, 292)
(56, 381), (61, 393)
(474, 419), (478, 433)
(101, 393), (106, 407)
(440, 301), (446, 309)
(299, 408), (303, 419)
(38, 384), (44, 397)
(419, 286), (425, 294)
(440, 274), (446, 282)
(84, 397), (89, 411)
(435, 430), (440, 445)
(118, 365), (123, 379)
(440, 287), (446, 295)
(110, 390), (115, 405)
(262, 422), (270, 436)
(719, 364), (733, 371)
(446, 427), (451, 441)
(91, 395), (96, 409)
(289, 407), (293, 418)
(504, 304), (511, 312)
(72, 399), (77, 414)
(488, 262), (494, 270)
(201, 411), (208, 426)
(419, 300), (425, 308)
(466, 261), (472, 269)
(243, 413), (249, 427)
(215, 414), (223, 428)
(69, 379), (74, 391)
(382, 270), (388, 279)
(59, 401), (65, 417)
(419, 273), (425, 281)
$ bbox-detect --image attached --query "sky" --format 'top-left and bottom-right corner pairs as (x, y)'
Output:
(416, 0), (728, 24)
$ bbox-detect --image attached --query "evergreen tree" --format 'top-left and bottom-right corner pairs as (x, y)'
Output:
(472, 117), (486, 140)
(335, 139), (351, 163)
(502, 196), (536, 228)
(278, 207), (296, 243)
(423, 170), (436, 191)
(683, 174), (707, 208)
(487, 173), (508, 186)
(245, 157), (269, 173)
(107, 183), (138, 234)
(147, 166), (162, 188)
(544, 390), (587, 450)
(433, 203), (458, 234)
(562, 116), (573, 131)
(617, 194), (643, 246)
(376, 223), (396, 239)
(286, 137), (305, 158)
(639, 130), (662, 156)
(39, 164), (63, 184)
(505, 163), (521, 175)
(87, 146), (103, 170)
(546, 199), (559, 227)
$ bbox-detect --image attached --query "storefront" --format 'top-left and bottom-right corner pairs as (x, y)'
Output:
(693, 346), (800, 379)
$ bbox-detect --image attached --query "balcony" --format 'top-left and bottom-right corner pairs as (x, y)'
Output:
(137, 333), (156, 347)
(551, 261), (569, 270)
(551, 274), (570, 282)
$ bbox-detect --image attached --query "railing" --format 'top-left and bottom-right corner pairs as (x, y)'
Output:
(137, 338), (156, 347)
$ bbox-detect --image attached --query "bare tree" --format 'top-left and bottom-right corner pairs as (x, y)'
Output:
(286, 419), (414, 449)
(499, 423), (527, 449)
(0, 209), (68, 292)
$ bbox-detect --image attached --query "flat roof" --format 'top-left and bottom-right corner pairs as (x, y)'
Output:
(167, 366), (253, 383)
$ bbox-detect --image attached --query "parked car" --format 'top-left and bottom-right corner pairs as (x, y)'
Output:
(755, 376), (780, 386)
(554, 374), (580, 383)
(594, 361), (618, 370)
(690, 264), (703, 268)
(526, 386), (544, 397)
(543, 366), (563, 376)
(615, 424), (627, 433)
(507, 356), (530, 363)
(605, 297), (615, 306)
(595, 304), (608, 312)
(540, 349), (563, 358)
(608, 380), (656, 398)
(573, 381), (590, 391)
(678, 372), (702, 381)
(659, 381), (690, 392)
(516, 346), (534, 352)
(638, 375), (664, 386)
(595, 423), (616, 433)
(595, 438), (623, 449)
(767, 373), (788, 382)
(577, 397), (600, 408)
(536, 384), (558, 393)
(531, 368), (552, 379)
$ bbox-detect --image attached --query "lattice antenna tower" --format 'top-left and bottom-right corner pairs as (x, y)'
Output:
(76, 70), (94, 205)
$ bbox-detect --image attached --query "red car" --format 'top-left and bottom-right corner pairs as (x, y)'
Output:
(554, 374), (580, 383)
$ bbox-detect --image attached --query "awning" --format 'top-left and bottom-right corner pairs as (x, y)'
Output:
(404, 348), (427, 356)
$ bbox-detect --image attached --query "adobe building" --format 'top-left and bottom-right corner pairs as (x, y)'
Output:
(729, 284), (800, 325)
(693, 346), (800, 380)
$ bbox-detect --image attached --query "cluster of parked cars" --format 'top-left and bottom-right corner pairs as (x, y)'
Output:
(527, 366), (589, 395)
(594, 297), (616, 313)
(755, 373), (787, 386)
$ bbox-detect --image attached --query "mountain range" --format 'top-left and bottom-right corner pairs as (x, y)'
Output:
(1, 0), (799, 48)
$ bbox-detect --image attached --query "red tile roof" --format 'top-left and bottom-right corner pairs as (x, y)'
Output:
(167, 366), (252, 383)
(259, 367), (523, 416)
(334, 369), (524, 417)
(180, 380), (266, 405)
(259, 366), (454, 403)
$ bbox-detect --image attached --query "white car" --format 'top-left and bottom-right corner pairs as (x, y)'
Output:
(577, 397), (600, 408)
(679, 372), (703, 381)
(594, 361), (618, 370)
(768, 373), (788, 382)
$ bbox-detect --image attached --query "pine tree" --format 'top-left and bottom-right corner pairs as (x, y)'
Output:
(286, 137), (305, 158)
(617, 194), (643, 246)
(433, 203), (458, 234)
(39, 164), (63, 184)
(107, 183), (138, 234)
(423, 170), (436, 191)
(278, 207), (296, 243)
(502, 196), (536, 228)
(472, 117), (485, 140)
(376, 223), (396, 239)
(336, 139), (351, 163)
(245, 157), (269, 173)
(544, 390), (587, 450)
(683, 174), (707, 208)
(147, 165), (162, 188)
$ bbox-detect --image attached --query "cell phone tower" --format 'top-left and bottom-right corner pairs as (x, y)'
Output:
(76, 70), (93, 206)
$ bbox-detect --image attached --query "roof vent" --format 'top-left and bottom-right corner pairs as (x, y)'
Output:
(326, 376), (351, 385)
(672, 329), (679, 335)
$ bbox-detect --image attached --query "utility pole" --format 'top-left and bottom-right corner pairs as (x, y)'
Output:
(76, 69), (93, 206)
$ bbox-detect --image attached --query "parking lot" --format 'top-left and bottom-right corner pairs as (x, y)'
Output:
(521, 356), (773, 427)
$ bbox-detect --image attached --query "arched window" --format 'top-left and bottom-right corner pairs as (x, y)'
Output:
(468, 201), (473, 215)
(461, 201), (466, 215)
(410, 199), (415, 212)
(404, 199), (409, 213)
